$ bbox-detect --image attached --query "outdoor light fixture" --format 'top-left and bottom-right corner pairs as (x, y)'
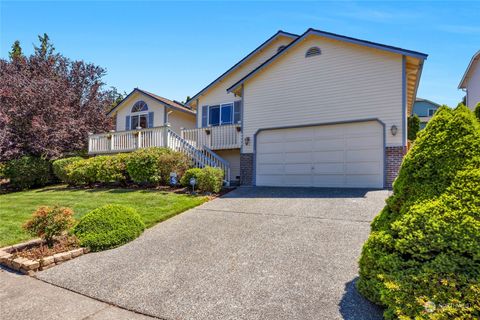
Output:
(244, 137), (250, 145)
(391, 125), (398, 136)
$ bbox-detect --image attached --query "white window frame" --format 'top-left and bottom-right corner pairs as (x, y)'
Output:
(130, 110), (149, 129)
(205, 102), (234, 127)
(427, 108), (436, 117)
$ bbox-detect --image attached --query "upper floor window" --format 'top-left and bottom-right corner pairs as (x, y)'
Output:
(428, 108), (436, 117)
(131, 101), (148, 113)
(305, 46), (321, 58)
(201, 101), (242, 127)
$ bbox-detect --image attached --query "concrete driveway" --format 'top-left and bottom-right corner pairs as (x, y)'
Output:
(37, 187), (388, 320)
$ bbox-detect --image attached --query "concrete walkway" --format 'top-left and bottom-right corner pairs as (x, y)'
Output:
(0, 267), (156, 319)
(36, 187), (388, 320)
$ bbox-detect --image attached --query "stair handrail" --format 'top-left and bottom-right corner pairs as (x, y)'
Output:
(167, 129), (231, 183)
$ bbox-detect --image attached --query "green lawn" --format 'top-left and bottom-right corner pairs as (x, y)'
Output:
(0, 185), (208, 247)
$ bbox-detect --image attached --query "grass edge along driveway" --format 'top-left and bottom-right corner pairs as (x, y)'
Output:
(0, 185), (208, 247)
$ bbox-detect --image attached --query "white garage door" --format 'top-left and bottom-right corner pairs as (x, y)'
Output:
(255, 121), (384, 188)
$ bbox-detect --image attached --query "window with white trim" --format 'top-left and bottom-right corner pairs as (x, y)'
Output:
(202, 102), (241, 127)
(428, 108), (436, 117)
(131, 101), (149, 129)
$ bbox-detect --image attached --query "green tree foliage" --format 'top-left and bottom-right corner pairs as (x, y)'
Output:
(9, 40), (23, 60)
(474, 102), (480, 121)
(407, 114), (420, 141)
(358, 104), (480, 318)
(4, 156), (53, 189)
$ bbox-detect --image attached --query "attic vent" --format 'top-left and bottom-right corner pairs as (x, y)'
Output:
(305, 46), (321, 58)
(277, 45), (286, 53)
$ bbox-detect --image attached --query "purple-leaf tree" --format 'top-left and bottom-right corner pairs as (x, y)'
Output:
(0, 34), (116, 161)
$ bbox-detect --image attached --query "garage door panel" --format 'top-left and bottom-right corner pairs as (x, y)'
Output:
(283, 140), (313, 152)
(258, 142), (284, 154)
(313, 139), (345, 151)
(312, 151), (344, 162)
(346, 174), (382, 188)
(346, 162), (382, 174)
(313, 163), (344, 174)
(346, 149), (381, 162)
(283, 127), (313, 140)
(257, 164), (284, 175)
(284, 152), (312, 163)
(256, 121), (384, 188)
(257, 153), (284, 164)
(346, 136), (381, 149)
(285, 163), (312, 174)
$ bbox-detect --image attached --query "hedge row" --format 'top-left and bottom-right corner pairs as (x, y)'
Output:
(51, 147), (224, 193)
(52, 147), (190, 186)
(358, 104), (480, 319)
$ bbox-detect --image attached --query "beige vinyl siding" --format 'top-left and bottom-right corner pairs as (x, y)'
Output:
(196, 36), (295, 127)
(215, 149), (241, 181)
(242, 35), (404, 153)
(115, 92), (166, 131)
(167, 109), (196, 135)
(467, 62), (480, 110)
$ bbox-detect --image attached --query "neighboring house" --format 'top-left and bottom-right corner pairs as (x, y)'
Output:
(89, 28), (427, 189)
(107, 88), (196, 135)
(459, 50), (480, 110)
(412, 98), (440, 129)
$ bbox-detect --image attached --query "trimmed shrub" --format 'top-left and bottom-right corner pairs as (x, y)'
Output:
(73, 204), (145, 251)
(52, 156), (84, 183)
(4, 156), (53, 189)
(358, 104), (480, 318)
(63, 155), (129, 185)
(126, 147), (190, 185)
(197, 166), (224, 193)
(23, 206), (75, 246)
(475, 102), (480, 121)
(65, 157), (98, 185)
(180, 168), (203, 187)
(0, 162), (6, 179)
(94, 154), (129, 183)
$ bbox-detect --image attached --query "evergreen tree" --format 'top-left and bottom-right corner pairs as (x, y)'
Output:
(407, 114), (420, 140)
(9, 40), (23, 60)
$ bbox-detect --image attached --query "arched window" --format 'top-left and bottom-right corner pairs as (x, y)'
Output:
(305, 46), (321, 58)
(131, 101), (148, 113)
(277, 45), (286, 53)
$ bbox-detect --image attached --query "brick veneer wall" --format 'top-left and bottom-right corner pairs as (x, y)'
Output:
(386, 146), (406, 189)
(240, 153), (254, 185)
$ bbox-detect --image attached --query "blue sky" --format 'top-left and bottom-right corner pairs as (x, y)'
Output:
(1, 1), (479, 107)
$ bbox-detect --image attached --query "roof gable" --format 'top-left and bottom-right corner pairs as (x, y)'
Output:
(108, 88), (195, 116)
(459, 50), (480, 89)
(228, 28), (428, 93)
(186, 30), (298, 105)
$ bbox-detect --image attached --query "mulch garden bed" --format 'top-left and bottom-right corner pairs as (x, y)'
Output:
(0, 236), (88, 275)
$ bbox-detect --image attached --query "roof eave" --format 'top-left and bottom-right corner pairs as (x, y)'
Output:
(186, 30), (299, 105)
(227, 28), (428, 94)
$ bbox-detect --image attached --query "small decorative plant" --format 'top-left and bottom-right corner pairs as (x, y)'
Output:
(23, 206), (75, 247)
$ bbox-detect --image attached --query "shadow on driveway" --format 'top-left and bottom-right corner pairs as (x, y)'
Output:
(339, 277), (384, 320)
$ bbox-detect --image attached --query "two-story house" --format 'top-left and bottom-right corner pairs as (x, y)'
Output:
(412, 98), (440, 129)
(89, 28), (427, 189)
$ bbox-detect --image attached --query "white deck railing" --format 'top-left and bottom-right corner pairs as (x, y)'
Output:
(88, 124), (231, 183)
(181, 124), (241, 150)
(88, 126), (168, 154)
